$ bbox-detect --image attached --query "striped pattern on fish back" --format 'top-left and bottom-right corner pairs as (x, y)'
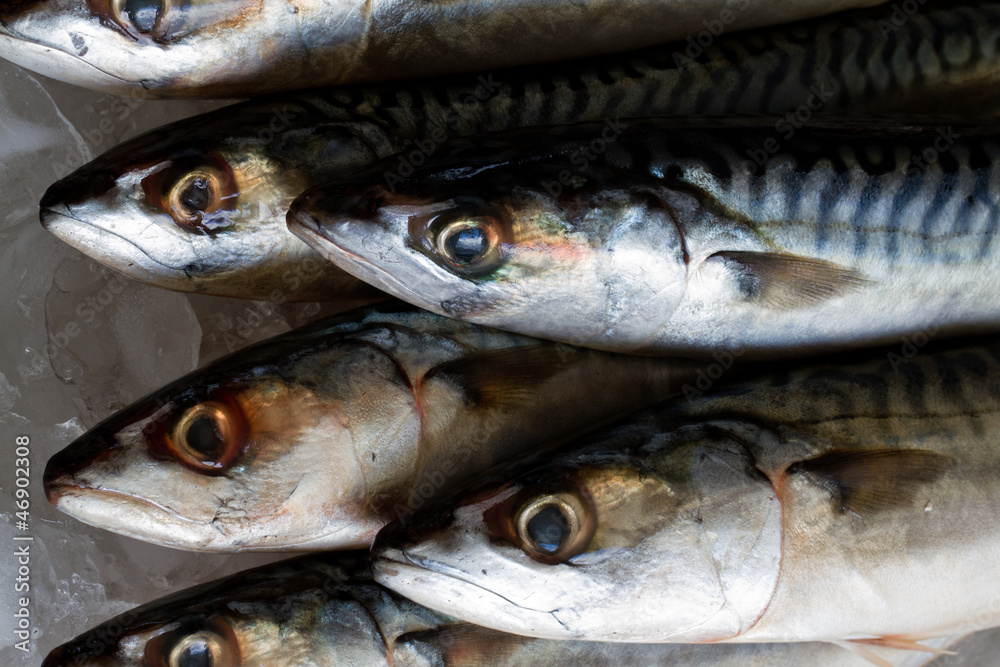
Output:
(288, 0), (1000, 147)
(630, 124), (1000, 267)
(669, 0), (1000, 116)
(658, 340), (1000, 445)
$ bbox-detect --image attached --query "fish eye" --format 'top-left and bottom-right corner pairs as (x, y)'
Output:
(140, 151), (238, 234)
(144, 621), (240, 667)
(122, 0), (163, 33)
(513, 491), (594, 563)
(165, 170), (231, 231)
(168, 630), (232, 667)
(167, 400), (245, 474)
(433, 216), (503, 273)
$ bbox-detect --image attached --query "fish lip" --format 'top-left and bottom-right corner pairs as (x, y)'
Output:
(50, 479), (377, 552)
(288, 214), (440, 313)
(0, 28), (142, 93)
(41, 206), (189, 275)
(373, 546), (558, 616)
(48, 481), (233, 551)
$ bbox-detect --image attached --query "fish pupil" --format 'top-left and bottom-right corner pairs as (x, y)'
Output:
(180, 178), (212, 213)
(185, 415), (224, 459)
(124, 0), (161, 33)
(527, 505), (570, 553)
(177, 639), (212, 667)
(447, 226), (486, 263)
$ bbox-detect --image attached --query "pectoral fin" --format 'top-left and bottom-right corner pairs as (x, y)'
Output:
(714, 251), (869, 310)
(420, 343), (586, 412)
(788, 449), (954, 516)
(834, 636), (958, 667)
(849, 636), (956, 655)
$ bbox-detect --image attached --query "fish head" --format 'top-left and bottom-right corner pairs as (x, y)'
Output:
(42, 554), (396, 665)
(40, 101), (381, 300)
(372, 425), (783, 642)
(0, 0), (361, 96)
(288, 131), (691, 349)
(43, 319), (424, 550)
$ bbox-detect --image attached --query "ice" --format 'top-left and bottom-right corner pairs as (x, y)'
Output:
(0, 61), (285, 664)
(44, 254), (202, 421)
(187, 294), (345, 364)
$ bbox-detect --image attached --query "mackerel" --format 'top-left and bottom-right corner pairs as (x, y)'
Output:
(39, 0), (1000, 301)
(291, 117), (1000, 357)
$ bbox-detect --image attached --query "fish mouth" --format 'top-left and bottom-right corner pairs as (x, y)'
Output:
(46, 480), (235, 551)
(372, 545), (571, 638)
(41, 207), (196, 285)
(0, 28), (143, 95)
(288, 212), (443, 314)
(47, 476), (380, 552)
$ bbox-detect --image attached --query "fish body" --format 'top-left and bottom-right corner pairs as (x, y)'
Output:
(42, 303), (701, 551)
(0, 0), (889, 98)
(39, 0), (1000, 301)
(41, 552), (960, 667)
(291, 117), (1000, 358)
(372, 338), (1000, 645)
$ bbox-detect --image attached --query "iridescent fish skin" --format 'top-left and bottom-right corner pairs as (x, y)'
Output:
(0, 0), (888, 98)
(290, 117), (1000, 358)
(39, 0), (1000, 301)
(42, 304), (700, 551)
(373, 338), (1000, 645)
(40, 552), (964, 667)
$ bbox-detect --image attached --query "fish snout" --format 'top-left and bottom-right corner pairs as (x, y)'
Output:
(42, 638), (118, 666)
(43, 434), (120, 505)
(40, 168), (118, 223)
(42, 457), (77, 506)
(40, 641), (94, 667)
(372, 499), (457, 555)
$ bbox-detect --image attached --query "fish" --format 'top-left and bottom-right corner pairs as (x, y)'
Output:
(42, 303), (703, 551)
(372, 337), (1000, 651)
(39, 0), (1000, 302)
(41, 551), (965, 667)
(0, 0), (890, 98)
(289, 117), (1000, 358)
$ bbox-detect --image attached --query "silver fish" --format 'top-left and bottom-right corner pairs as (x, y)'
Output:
(0, 0), (888, 98)
(39, 0), (1000, 301)
(373, 337), (1000, 650)
(40, 552), (965, 667)
(289, 117), (1000, 358)
(42, 304), (701, 551)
